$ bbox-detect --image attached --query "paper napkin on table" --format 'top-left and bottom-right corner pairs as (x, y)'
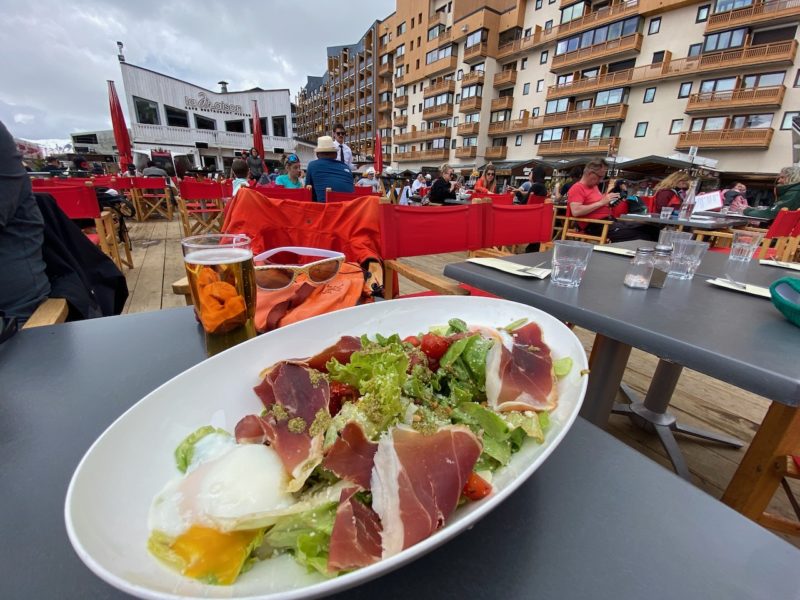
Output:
(760, 259), (800, 272)
(706, 278), (771, 299)
(593, 245), (636, 257)
(467, 257), (551, 279)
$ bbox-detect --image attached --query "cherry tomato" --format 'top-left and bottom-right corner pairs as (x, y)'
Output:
(403, 335), (421, 346)
(419, 333), (451, 362)
(463, 472), (492, 500)
(328, 381), (358, 416)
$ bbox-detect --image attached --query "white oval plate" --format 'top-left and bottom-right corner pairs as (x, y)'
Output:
(65, 296), (588, 600)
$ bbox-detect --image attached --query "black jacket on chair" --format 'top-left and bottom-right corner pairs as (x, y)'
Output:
(34, 193), (128, 319)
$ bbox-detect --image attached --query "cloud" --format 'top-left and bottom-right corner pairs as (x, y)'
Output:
(0, 0), (394, 139)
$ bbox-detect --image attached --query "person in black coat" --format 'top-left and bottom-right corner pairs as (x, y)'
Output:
(428, 163), (461, 203)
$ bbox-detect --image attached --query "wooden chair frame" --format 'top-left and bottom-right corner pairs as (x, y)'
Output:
(694, 209), (800, 262)
(132, 178), (173, 221)
(22, 298), (68, 329)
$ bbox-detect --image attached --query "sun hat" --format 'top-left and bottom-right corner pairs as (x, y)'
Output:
(366, 167), (376, 175)
(315, 135), (337, 153)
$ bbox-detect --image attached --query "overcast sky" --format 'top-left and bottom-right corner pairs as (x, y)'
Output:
(0, 0), (395, 143)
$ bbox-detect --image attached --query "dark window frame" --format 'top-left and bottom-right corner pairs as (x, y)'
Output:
(635, 121), (648, 137)
(643, 87), (656, 103)
(678, 82), (693, 98)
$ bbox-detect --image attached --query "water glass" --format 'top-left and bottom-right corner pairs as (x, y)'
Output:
(729, 229), (764, 262)
(667, 239), (709, 280)
(658, 229), (692, 248)
(660, 207), (674, 219)
(551, 240), (593, 287)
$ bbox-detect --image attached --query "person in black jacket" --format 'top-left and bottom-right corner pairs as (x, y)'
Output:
(428, 163), (461, 203)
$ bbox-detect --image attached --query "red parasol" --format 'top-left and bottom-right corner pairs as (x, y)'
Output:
(107, 80), (132, 172)
(374, 131), (383, 175)
(252, 100), (265, 159)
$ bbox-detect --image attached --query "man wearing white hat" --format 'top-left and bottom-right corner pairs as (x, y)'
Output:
(305, 135), (354, 202)
(356, 167), (381, 193)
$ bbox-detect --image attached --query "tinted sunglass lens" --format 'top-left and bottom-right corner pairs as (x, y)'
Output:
(308, 260), (340, 283)
(255, 268), (294, 290)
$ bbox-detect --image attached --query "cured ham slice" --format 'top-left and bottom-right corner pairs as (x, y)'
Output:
(246, 361), (330, 491)
(322, 422), (377, 489)
(371, 425), (482, 558)
(485, 322), (557, 412)
(327, 487), (383, 572)
(234, 414), (270, 444)
(303, 336), (362, 372)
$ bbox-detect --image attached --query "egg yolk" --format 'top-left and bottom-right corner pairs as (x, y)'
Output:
(171, 525), (261, 585)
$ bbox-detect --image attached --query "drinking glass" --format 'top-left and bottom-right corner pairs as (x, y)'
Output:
(551, 240), (593, 287)
(667, 239), (709, 280)
(658, 229), (692, 248)
(729, 229), (764, 262)
(181, 234), (257, 355)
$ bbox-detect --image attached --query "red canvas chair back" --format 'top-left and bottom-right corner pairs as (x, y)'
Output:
(105, 176), (135, 191)
(91, 176), (116, 187)
(179, 179), (223, 201)
(258, 186), (312, 202)
(640, 195), (655, 212)
(765, 209), (800, 238)
(221, 179), (233, 198)
(354, 185), (378, 195)
(131, 176), (168, 190)
(481, 192), (514, 205)
(379, 203), (483, 260)
(482, 203), (554, 247)
(527, 194), (548, 205)
(327, 190), (369, 203)
(34, 185), (100, 219)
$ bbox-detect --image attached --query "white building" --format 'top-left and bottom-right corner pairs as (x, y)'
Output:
(118, 58), (314, 171)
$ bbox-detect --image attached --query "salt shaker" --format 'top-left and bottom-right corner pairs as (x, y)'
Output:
(624, 247), (655, 289)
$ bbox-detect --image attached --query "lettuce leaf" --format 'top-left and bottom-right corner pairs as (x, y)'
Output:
(262, 503), (337, 576)
(174, 426), (230, 473)
(553, 356), (573, 379)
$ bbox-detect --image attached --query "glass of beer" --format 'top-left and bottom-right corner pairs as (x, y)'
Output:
(181, 234), (257, 356)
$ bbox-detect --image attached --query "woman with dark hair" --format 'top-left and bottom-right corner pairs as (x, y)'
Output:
(246, 147), (265, 181)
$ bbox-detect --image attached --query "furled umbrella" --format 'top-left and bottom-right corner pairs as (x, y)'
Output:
(107, 80), (132, 172)
(251, 100), (265, 160)
(374, 131), (383, 176)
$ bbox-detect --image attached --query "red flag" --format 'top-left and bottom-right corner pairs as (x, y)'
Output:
(374, 131), (383, 175)
(108, 80), (132, 172)
(252, 100), (265, 159)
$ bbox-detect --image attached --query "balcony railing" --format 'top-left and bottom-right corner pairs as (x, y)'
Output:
(395, 127), (452, 144)
(378, 118), (391, 130)
(463, 42), (489, 63)
(493, 70), (517, 88)
(547, 40), (798, 99)
(394, 148), (450, 161)
(457, 122), (481, 136)
(462, 70), (485, 86)
(395, 115), (408, 127)
(422, 103), (455, 120)
(491, 97), (514, 112)
(395, 95), (409, 108)
(377, 101), (392, 113)
(551, 33), (643, 71)
(425, 79), (456, 98)
(487, 117), (540, 135)
(676, 127), (774, 149)
(541, 104), (628, 128)
(460, 96), (483, 112)
(537, 136), (619, 156)
(685, 85), (786, 112)
(706, 0), (800, 32)
(132, 124), (297, 152)
(455, 146), (478, 159)
(485, 146), (508, 160)
(557, 1), (641, 38)
(426, 55), (459, 77)
(378, 61), (393, 78)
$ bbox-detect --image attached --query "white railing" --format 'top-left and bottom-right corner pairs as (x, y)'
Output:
(132, 124), (297, 151)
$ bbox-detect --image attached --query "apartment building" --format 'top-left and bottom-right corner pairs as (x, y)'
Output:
(296, 0), (800, 178)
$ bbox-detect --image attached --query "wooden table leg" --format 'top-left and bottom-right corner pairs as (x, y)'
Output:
(722, 402), (800, 521)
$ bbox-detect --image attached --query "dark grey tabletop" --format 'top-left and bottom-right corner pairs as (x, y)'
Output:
(618, 212), (741, 229)
(445, 245), (800, 407)
(2, 308), (799, 600)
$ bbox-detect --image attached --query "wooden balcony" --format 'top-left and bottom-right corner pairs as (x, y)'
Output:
(493, 70), (517, 88)
(455, 146), (478, 159)
(487, 117), (541, 135)
(485, 146), (508, 160)
(676, 128), (774, 150)
(462, 70), (485, 86)
(378, 61), (393, 78)
(557, 1), (641, 38)
(546, 40), (798, 99)
(422, 103), (454, 120)
(551, 33), (642, 71)
(426, 55), (459, 77)
(377, 101), (392, 113)
(395, 95), (408, 109)
(460, 96), (483, 113)
(537, 136), (619, 156)
(395, 115), (408, 127)
(395, 127), (452, 144)
(685, 85), (786, 113)
(394, 148), (450, 161)
(463, 42), (489, 64)
(541, 104), (628, 128)
(705, 0), (800, 33)
(457, 122), (481, 136)
(425, 79), (456, 98)
(378, 118), (391, 129)
(490, 96), (514, 111)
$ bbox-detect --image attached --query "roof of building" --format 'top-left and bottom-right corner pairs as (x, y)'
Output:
(120, 62), (290, 96)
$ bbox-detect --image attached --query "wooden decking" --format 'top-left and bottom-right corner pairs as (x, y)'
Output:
(123, 218), (799, 546)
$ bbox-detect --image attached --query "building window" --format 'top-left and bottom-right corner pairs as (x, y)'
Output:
(742, 72), (785, 89)
(133, 96), (160, 125)
(535, 0), (542, 9)
(464, 136), (478, 147)
(545, 19), (554, 31)
(731, 113), (773, 129)
(225, 119), (245, 133)
(635, 122), (648, 137)
(164, 105), (189, 128)
(545, 98), (569, 114)
(461, 84), (483, 98)
(669, 119), (683, 134)
(595, 87), (625, 106)
(259, 117), (269, 135)
(555, 16), (641, 56)
(643, 87), (656, 103)
(466, 30), (485, 48)
(690, 116), (727, 131)
(521, 58), (528, 70)
(195, 114), (216, 130)
(532, 107), (540, 117)
(781, 112), (799, 129)
(688, 43), (702, 57)
(397, 21), (406, 35)
(524, 28), (532, 38)
(703, 28), (746, 52)
(523, 82), (530, 95)
(541, 128), (563, 141)
(652, 51), (665, 64)
(535, 133), (543, 144)
(515, 135), (523, 146)
(696, 4), (710, 22)
(272, 116), (287, 137)
(490, 110), (512, 123)
(648, 17), (661, 35)
(395, 44), (405, 57)
(540, 50), (548, 64)
(451, 139), (457, 149)
(536, 79), (544, 93)
(678, 82), (692, 98)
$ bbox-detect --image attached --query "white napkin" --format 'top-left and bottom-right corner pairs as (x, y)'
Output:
(593, 245), (636, 257)
(467, 257), (551, 279)
(760, 259), (800, 272)
(706, 278), (771, 299)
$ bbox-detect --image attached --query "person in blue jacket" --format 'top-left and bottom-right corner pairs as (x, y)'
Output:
(305, 136), (354, 202)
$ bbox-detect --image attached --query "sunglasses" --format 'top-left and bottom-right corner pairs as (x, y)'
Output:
(253, 246), (345, 290)
(335, 131), (345, 135)
(486, 172), (495, 176)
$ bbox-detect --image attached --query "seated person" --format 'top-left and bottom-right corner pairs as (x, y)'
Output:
(42, 156), (64, 175)
(356, 167), (381, 193)
(653, 171), (691, 211)
(142, 160), (168, 178)
(231, 159), (250, 194)
(473, 163), (497, 195)
(428, 163), (461, 203)
(512, 166), (548, 204)
(411, 173), (426, 194)
(275, 153), (305, 189)
(304, 136), (354, 202)
(723, 182), (749, 213)
(744, 166), (800, 220)
(610, 179), (646, 214)
(568, 159), (658, 242)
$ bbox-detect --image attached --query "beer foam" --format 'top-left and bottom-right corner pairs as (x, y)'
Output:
(184, 248), (252, 265)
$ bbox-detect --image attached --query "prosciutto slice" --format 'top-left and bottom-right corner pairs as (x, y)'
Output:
(242, 361), (330, 491)
(327, 487), (383, 572)
(485, 322), (557, 412)
(371, 425), (482, 558)
(322, 422), (378, 489)
(303, 336), (362, 372)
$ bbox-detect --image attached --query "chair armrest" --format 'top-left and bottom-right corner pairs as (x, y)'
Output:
(384, 259), (468, 297)
(22, 298), (68, 329)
